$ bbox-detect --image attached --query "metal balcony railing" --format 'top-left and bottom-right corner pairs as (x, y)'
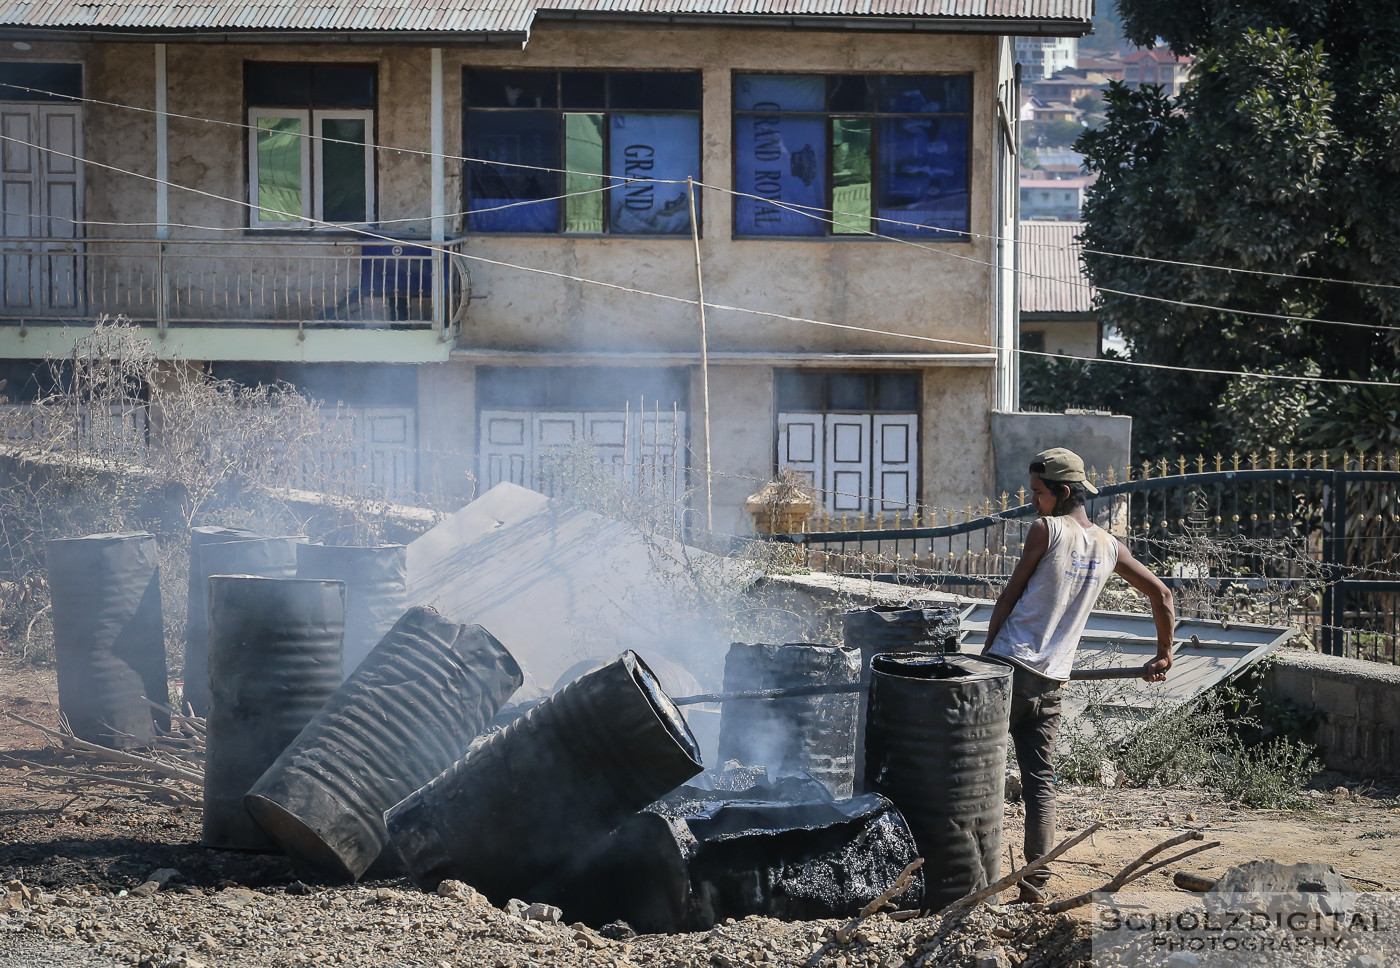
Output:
(0, 236), (470, 334)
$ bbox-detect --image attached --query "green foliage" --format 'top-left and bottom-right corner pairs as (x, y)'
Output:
(1207, 737), (1323, 809)
(1078, 0), (1400, 461)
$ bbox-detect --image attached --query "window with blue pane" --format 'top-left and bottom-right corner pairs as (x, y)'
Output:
(464, 70), (701, 235)
(732, 73), (972, 240)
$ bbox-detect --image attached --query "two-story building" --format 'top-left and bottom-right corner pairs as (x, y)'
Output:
(0, 0), (1092, 532)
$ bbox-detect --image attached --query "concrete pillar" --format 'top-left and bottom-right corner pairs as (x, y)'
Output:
(417, 362), (476, 503)
(695, 365), (775, 535)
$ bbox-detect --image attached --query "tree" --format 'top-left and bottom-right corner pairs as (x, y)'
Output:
(1075, 0), (1400, 460)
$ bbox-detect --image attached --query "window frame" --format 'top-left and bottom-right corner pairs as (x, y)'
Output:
(730, 71), (974, 242)
(462, 68), (704, 237)
(244, 62), (378, 231)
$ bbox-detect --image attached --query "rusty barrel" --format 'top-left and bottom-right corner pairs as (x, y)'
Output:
(48, 532), (167, 748)
(245, 607), (523, 880)
(295, 543), (407, 678)
(715, 642), (861, 799)
(843, 603), (962, 791)
(864, 652), (1012, 909)
(184, 528), (303, 716)
(384, 650), (702, 901)
(202, 576), (345, 850)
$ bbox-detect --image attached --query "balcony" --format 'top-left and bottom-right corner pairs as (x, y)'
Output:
(0, 236), (471, 361)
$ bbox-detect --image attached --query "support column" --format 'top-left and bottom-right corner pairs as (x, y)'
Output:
(431, 48), (447, 338)
(155, 44), (168, 240)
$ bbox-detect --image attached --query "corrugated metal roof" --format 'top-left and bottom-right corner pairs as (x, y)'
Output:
(0, 0), (1092, 34)
(1019, 218), (1094, 316)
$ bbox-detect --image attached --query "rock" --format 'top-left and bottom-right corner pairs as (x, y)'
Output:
(505, 898), (529, 918)
(974, 946), (1011, 968)
(286, 881), (312, 896)
(1208, 860), (1356, 927)
(524, 902), (562, 924)
(598, 920), (636, 940)
(436, 880), (486, 907)
(1099, 760), (1119, 789)
(1004, 772), (1022, 801)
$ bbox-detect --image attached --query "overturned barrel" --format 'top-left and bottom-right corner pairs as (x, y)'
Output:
(184, 528), (303, 716)
(865, 652), (1012, 909)
(48, 532), (168, 748)
(385, 650), (703, 901)
(844, 603), (962, 789)
(202, 576), (345, 850)
(245, 607), (523, 880)
(295, 543), (407, 678)
(716, 642), (861, 799)
(546, 793), (923, 932)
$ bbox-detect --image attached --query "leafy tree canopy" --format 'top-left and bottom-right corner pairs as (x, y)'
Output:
(1074, 0), (1400, 460)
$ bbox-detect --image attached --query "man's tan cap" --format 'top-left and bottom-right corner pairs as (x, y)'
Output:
(1032, 447), (1099, 494)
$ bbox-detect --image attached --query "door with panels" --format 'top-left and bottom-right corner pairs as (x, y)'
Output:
(1, 72), (84, 320)
(775, 370), (919, 517)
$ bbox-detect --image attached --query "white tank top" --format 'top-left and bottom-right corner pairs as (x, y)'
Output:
(989, 516), (1119, 681)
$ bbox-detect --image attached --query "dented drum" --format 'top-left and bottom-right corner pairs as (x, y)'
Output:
(385, 651), (703, 901)
(295, 543), (407, 678)
(202, 576), (345, 850)
(864, 652), (1012, 909)
(245, 607), (523, 880)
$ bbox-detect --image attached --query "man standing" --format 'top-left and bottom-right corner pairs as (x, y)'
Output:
(983, 447), (1175, 902)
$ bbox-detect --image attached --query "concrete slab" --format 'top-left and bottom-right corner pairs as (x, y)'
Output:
(406, 483), (752, 710)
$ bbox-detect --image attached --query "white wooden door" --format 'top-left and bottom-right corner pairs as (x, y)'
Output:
(874, 414), (918, 513)
(776, 413), (822, 495)
(481, 412), (531, 488)
(360, 406), (417, 500)
(824, 414), (872, 514)
(0, 104), (83, 315)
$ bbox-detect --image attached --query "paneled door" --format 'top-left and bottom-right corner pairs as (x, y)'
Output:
(0, 104), (83, 316)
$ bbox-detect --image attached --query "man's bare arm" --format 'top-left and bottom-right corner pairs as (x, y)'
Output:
(982, 519), (1049, 654)
(1112, 541), (1175, 681)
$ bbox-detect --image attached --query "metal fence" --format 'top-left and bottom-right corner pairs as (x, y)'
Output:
(770, 454), (1400, 663)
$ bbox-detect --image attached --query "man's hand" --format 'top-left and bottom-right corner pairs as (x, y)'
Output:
(1141, 652), (1172, 682)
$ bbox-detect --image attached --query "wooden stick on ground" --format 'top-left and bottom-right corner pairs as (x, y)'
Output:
(932, 821), (1107, 916)
(2, 755), (200, 805)
(859, 858), (925, 918)
(3, 711), (204, 785)
(1045, 833), (1222, 914)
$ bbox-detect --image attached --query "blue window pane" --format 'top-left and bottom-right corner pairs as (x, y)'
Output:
(464, 69), (557, 109)
(608, 72), (702, 111)
(465, 111), (559, 232)
(734, 114), (826, 236)
(876, 116), (969, 238)
(608, 114), (698, 235)
(734, 75), (825, 112)
(877, 75), (971, 114)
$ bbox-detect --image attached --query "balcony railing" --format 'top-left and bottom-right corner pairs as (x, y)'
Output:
(0, 236), (470, 333)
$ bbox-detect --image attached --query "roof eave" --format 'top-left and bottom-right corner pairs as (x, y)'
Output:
(529, 9), (1094, 37)
(0, 26), (532, 45)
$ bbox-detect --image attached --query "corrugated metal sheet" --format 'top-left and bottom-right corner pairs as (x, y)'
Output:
(1019, 219), (1095, 316)
(0, 0), (1092, 33)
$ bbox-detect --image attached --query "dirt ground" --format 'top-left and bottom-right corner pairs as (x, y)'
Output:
(1, 657), (1397, 968)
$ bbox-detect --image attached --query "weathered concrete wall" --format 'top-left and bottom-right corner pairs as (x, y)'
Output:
(1022, 320), (1099, 358)
(1267, 649), (1400, 778)
(446, 26), (998, 357)
(416, 362), (476, 501)
(924, 366), (996, 509)
(694, 365), (776, 535)
(989, 409), (1131, 498)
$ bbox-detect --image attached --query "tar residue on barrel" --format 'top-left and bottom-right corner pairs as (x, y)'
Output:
(202, 576), (345, 850)
(543, 791), (923, 932)
(843, 603), (962, 791)
(716, 642), (861, 798)
(384, 650), (702, 902)
(295, 543), (407, 678)
(864, 652), (1011, 910)
(245, 607), (523, 881)
(48, 532), (168, 748)
(184, 528), (303, 716)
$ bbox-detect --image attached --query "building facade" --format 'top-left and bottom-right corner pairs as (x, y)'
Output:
(0, 0), (1092, 532)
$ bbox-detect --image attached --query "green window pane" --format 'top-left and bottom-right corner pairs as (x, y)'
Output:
(257, 117), (304, 222)
(564, 113), (605, 234)
(321, 117), (368, 222)
(832, 118), (872, 235)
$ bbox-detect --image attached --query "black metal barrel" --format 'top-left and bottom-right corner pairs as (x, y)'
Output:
(545, 793), (923, 932)
(384, 650), (703, 901)
(715, 642), (861, 798)
(184, 528), (304, 716)
(244, 607), (523, 881)
(295, 543), (407, 677)
(865, 652), (1012, 909)
(202, 576), (345, 850)
(843, 603), (962, 790)
(48, 532), (167, 748)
